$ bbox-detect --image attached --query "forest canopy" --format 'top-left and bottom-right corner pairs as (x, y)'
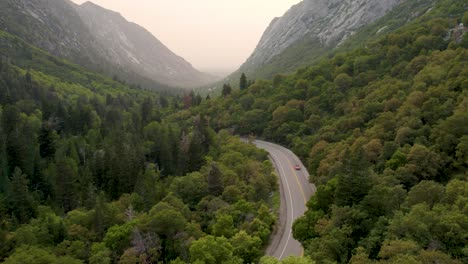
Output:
(0, 0), (467, 263)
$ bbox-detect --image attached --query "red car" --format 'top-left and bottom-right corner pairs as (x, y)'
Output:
(294, 164), (301, 170)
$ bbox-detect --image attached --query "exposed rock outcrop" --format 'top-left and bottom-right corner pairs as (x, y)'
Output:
(242, 0), (406, 70)
(0, 0), (214, 89)
(76, 2), (214, 88)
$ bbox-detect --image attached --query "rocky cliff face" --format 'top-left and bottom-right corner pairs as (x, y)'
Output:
(0, 0), (102, 68)
(0, 0), (213, 89)
(242, 0), (406, 71)
(75, 2), (213, 88)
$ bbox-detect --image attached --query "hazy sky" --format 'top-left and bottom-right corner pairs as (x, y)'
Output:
(70, 0), (301, 73)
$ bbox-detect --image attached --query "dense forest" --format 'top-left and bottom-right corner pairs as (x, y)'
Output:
(0, 30), (280, 264)
(0, 0), (467, 263)
(178, 1), (466, 263)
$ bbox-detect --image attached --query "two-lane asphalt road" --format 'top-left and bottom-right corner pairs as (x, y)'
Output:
(253, 140), (316, 260)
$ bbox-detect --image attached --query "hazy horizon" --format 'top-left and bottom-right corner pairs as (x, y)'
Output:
(70, 0), (301, 74)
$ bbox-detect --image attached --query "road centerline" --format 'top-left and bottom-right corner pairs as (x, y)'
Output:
(281, 151), (308, 204)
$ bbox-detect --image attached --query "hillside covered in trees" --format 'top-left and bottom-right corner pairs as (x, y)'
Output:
(178, 1), (466, 263)
(0, 0), (467, 263)
(0, 30), (280, 263)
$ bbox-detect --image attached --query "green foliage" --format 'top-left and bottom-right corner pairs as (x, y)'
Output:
(151, 209), (186, 238)
(0, 22), (276, 263)
(1, 0), (466, 263)
(103, 222), (134, 254)
(240, 73), (248, 90)
(184, 1), (467, 263)
(134, 164), (163, 210)
(4, 245), (83, 264)
(212, 214), (236, 238)
(403, 180), (444, 208)
(222, 84), (232, 97)
(334, 73), (353, 92)
(169, 172), (208, 208)
(463, 12), (468, 25)
(334, 150), (371, 207)
(89, 243), (111, 264)
(230, 230), (263, 263)
(207, 162), (224, 196)
(259, 256), (316, 264)
(8, 167), (36, 223)
(55, 240), (87, 261)
(189, 235), (242, 264)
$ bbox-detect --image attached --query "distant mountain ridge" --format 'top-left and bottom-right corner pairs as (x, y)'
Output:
(0, 0), (214, 89)
(75, 1), (214, 88)
(233, 0), (408, 80)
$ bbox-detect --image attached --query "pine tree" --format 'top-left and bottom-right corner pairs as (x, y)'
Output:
(177, 132), (190, 175)
(207, 162), (224, 196)
(38, 124), (56, 159)
(0, 124), (9, 194)
(9, 167), (35, 223)
(187, 131), (205, 172)
(53, 157), (79, 212)
(134, 164), (162, 210)
(193, 93), (203, 106)
(141, 97), (153, 125)
(240, 73), (248, 90)
(222, 84), (232, 97)
(334, 149), (371, 206)
(93, 193), (107, 237)
(158, 126), (174, 175)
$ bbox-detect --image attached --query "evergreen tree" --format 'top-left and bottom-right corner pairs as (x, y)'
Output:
(177, 132), (191, 175)
(222, 84), (232, 97)
(141, 97), (153, 125)
(207, 162), (224, 196)
(187, 131), (205, 172)
(53, 157), (79, 212)
(334, 149), (371, 207)
(38, 124), (56, 159)
(240, 73), (248, 90)
(2, 105), (21, 174)
(93, 193), (108, 237)
(193, 93), (203, 106)
(8, 167), (35, 223)
(0, 123), (9, 194)
(134, 164), (162, 210)
(158, 126), (174, 175)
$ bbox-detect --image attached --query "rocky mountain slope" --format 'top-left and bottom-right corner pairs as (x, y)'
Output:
(0, 0), (101, 67)
(75, 2), (213, 88)
(235, 0), (407, 80)
(0, 0), (213, 89)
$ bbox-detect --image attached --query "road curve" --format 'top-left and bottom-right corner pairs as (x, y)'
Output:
(253, 140), (316, 260)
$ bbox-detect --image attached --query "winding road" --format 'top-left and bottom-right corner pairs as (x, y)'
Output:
(253, 140), (316, 260)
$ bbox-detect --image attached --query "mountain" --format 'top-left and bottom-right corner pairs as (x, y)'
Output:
(232, 0), (408, 81)
(0, 0), (214, 89)
(0, 0), (101, 67)
(0, 23), (277, 264)
(0, 0), (466, 262)
(189, 0), (467, 262)
(75, 2), (214, 88)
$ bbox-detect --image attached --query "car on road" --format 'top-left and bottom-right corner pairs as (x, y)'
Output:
(294, 164), (301, 170)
